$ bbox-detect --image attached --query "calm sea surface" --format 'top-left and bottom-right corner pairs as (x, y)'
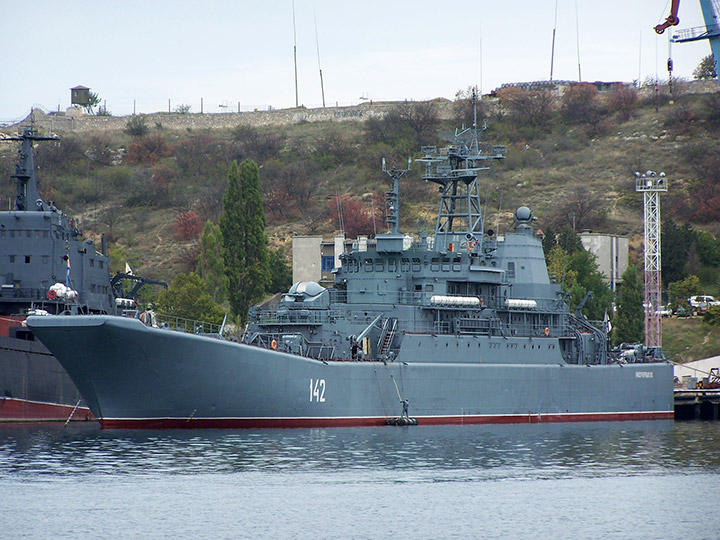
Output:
(1, 420), (719, 540)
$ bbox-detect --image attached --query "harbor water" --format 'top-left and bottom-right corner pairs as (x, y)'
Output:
(1, 421), (719, 540)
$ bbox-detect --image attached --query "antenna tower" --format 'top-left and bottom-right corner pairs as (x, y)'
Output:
(635, 171), (667, 348)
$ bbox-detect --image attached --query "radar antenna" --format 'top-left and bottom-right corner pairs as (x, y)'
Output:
(382, 157), (412, 235)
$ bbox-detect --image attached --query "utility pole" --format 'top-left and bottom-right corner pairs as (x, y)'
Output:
(635, 171), (668, 349)
(292, 0), (299, 108)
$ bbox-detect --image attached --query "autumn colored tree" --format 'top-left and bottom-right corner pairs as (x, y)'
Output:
(327, 194), (383, 238)
(497, 87), (556, 130)
(220, 160), (269, 321)
(560, 83), (600, 124)
(607, 86), (639, 121)
(174, 210), (203, 241)
(126, 134), (172, 166)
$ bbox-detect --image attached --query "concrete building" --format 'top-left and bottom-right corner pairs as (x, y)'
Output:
(579, 233), (628, 291)
(292, 234), (358, 287)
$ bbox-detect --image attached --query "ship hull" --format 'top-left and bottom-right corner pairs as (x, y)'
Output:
(27, 315), (674, 429)
(0, 334), (93, 422)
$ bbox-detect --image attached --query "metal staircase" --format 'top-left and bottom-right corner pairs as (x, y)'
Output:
(377, 317), (398, 356)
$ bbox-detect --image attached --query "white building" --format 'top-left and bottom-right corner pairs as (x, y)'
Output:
(579, 233), (628, 291)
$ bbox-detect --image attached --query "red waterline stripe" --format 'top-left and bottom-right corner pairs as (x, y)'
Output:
(100, 410), (674, 430)
(0, 397), (94, 422)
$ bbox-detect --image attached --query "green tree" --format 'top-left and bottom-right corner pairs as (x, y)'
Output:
(267, 247), (292, 294)
(546, 245), (577, 289)
(197, 221), (229, 303)
(220, 160), (270, 321)
(83, 91), (102, 115)
(612, 264), (644, 345)
(702, 305), (720, 325)
(693, 54), (717, 80)
(556, 227), (584, 255)
(542, 226), (556, 256)
(662, 220), (694, 286)
(154, 272), (226, 324)
(567, 249), (614, 321)
(667, 275), (702, 309)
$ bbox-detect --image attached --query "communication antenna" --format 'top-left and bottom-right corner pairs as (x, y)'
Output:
(575, 0), (582, 81)
(635, 170), (668, 348)
(292, 0), (299, 107)
(550, 0), (559, 81)
(314, 9), (326, 108)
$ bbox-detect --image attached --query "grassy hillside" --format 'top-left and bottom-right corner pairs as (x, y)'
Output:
(2, 84), (720, 361)
(663, 317), (720, 363)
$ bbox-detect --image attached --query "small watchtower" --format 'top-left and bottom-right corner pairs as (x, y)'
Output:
(70, 85), (91, 107)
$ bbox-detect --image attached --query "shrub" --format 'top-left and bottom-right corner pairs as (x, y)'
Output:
(124, 115), (149, 137)
(497, 87), (556, 130)
(126, 134), (173, 166)
(607, 86), (639, 121)
(174, 210), (203, 241)
(327, 194), (384, 238)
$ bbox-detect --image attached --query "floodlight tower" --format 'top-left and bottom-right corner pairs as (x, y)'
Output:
(635, 171), (668, 348)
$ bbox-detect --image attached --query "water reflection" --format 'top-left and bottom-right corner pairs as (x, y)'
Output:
(1, 421), (719, 479)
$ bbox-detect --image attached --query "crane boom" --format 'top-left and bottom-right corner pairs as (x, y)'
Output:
(655, 0), (682, 34)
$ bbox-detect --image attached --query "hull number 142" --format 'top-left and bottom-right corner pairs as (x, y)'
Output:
(310, 379), (326, 402)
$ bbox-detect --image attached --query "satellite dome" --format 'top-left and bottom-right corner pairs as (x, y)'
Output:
(514, 206), (532, 223)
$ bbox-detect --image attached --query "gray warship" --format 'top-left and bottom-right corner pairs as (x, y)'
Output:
(0, 126), (162, 421)
(27, 119), (674, 428)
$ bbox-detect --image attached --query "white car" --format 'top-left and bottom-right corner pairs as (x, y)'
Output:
(688, 295), (720, 309)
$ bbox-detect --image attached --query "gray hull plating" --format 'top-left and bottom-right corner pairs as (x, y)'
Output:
(27, 316), (674, 428)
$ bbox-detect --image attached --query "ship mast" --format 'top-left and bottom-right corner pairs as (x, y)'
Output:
(417, 89), (505, 252)
(5, 126), (58, 212)
(382, 157), (411, 235)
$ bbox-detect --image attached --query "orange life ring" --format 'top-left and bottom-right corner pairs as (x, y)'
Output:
(544, 327), (550, 337)
(47, 289), (57, 300)
(270, 339), (278, 350)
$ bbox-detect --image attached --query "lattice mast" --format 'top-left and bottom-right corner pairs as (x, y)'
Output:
(417, 90), (506, 252)
(635, 171), (668, 348)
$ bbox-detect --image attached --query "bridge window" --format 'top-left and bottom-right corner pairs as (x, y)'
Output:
(388, 259), (397, 272)
(430, 257), (440, 272)
(25, 256), (31, 264)
(507, 262), (515, 278)
(401, 258), (410, 272)
(412, 258), (421, 272)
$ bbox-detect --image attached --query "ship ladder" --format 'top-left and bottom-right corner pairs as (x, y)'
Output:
(63, 399), (83, 427)
(377, 318), (398, 356)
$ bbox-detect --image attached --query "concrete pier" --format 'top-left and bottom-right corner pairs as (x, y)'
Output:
(674, 389), (720, 420)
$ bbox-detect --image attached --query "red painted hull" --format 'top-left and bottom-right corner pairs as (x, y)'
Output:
(100, 410), (674, 430)
(0, 397), (94, 423)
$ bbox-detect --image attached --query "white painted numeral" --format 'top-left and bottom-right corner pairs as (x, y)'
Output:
(309, 378), (326, 402)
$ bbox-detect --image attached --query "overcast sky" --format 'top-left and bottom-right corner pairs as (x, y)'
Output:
(1, 0), (715, 122)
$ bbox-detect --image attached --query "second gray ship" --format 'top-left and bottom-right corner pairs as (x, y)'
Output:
(27, 118), (674, 428)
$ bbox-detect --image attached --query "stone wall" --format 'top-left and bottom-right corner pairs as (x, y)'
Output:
(15, 100), (455, 134)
